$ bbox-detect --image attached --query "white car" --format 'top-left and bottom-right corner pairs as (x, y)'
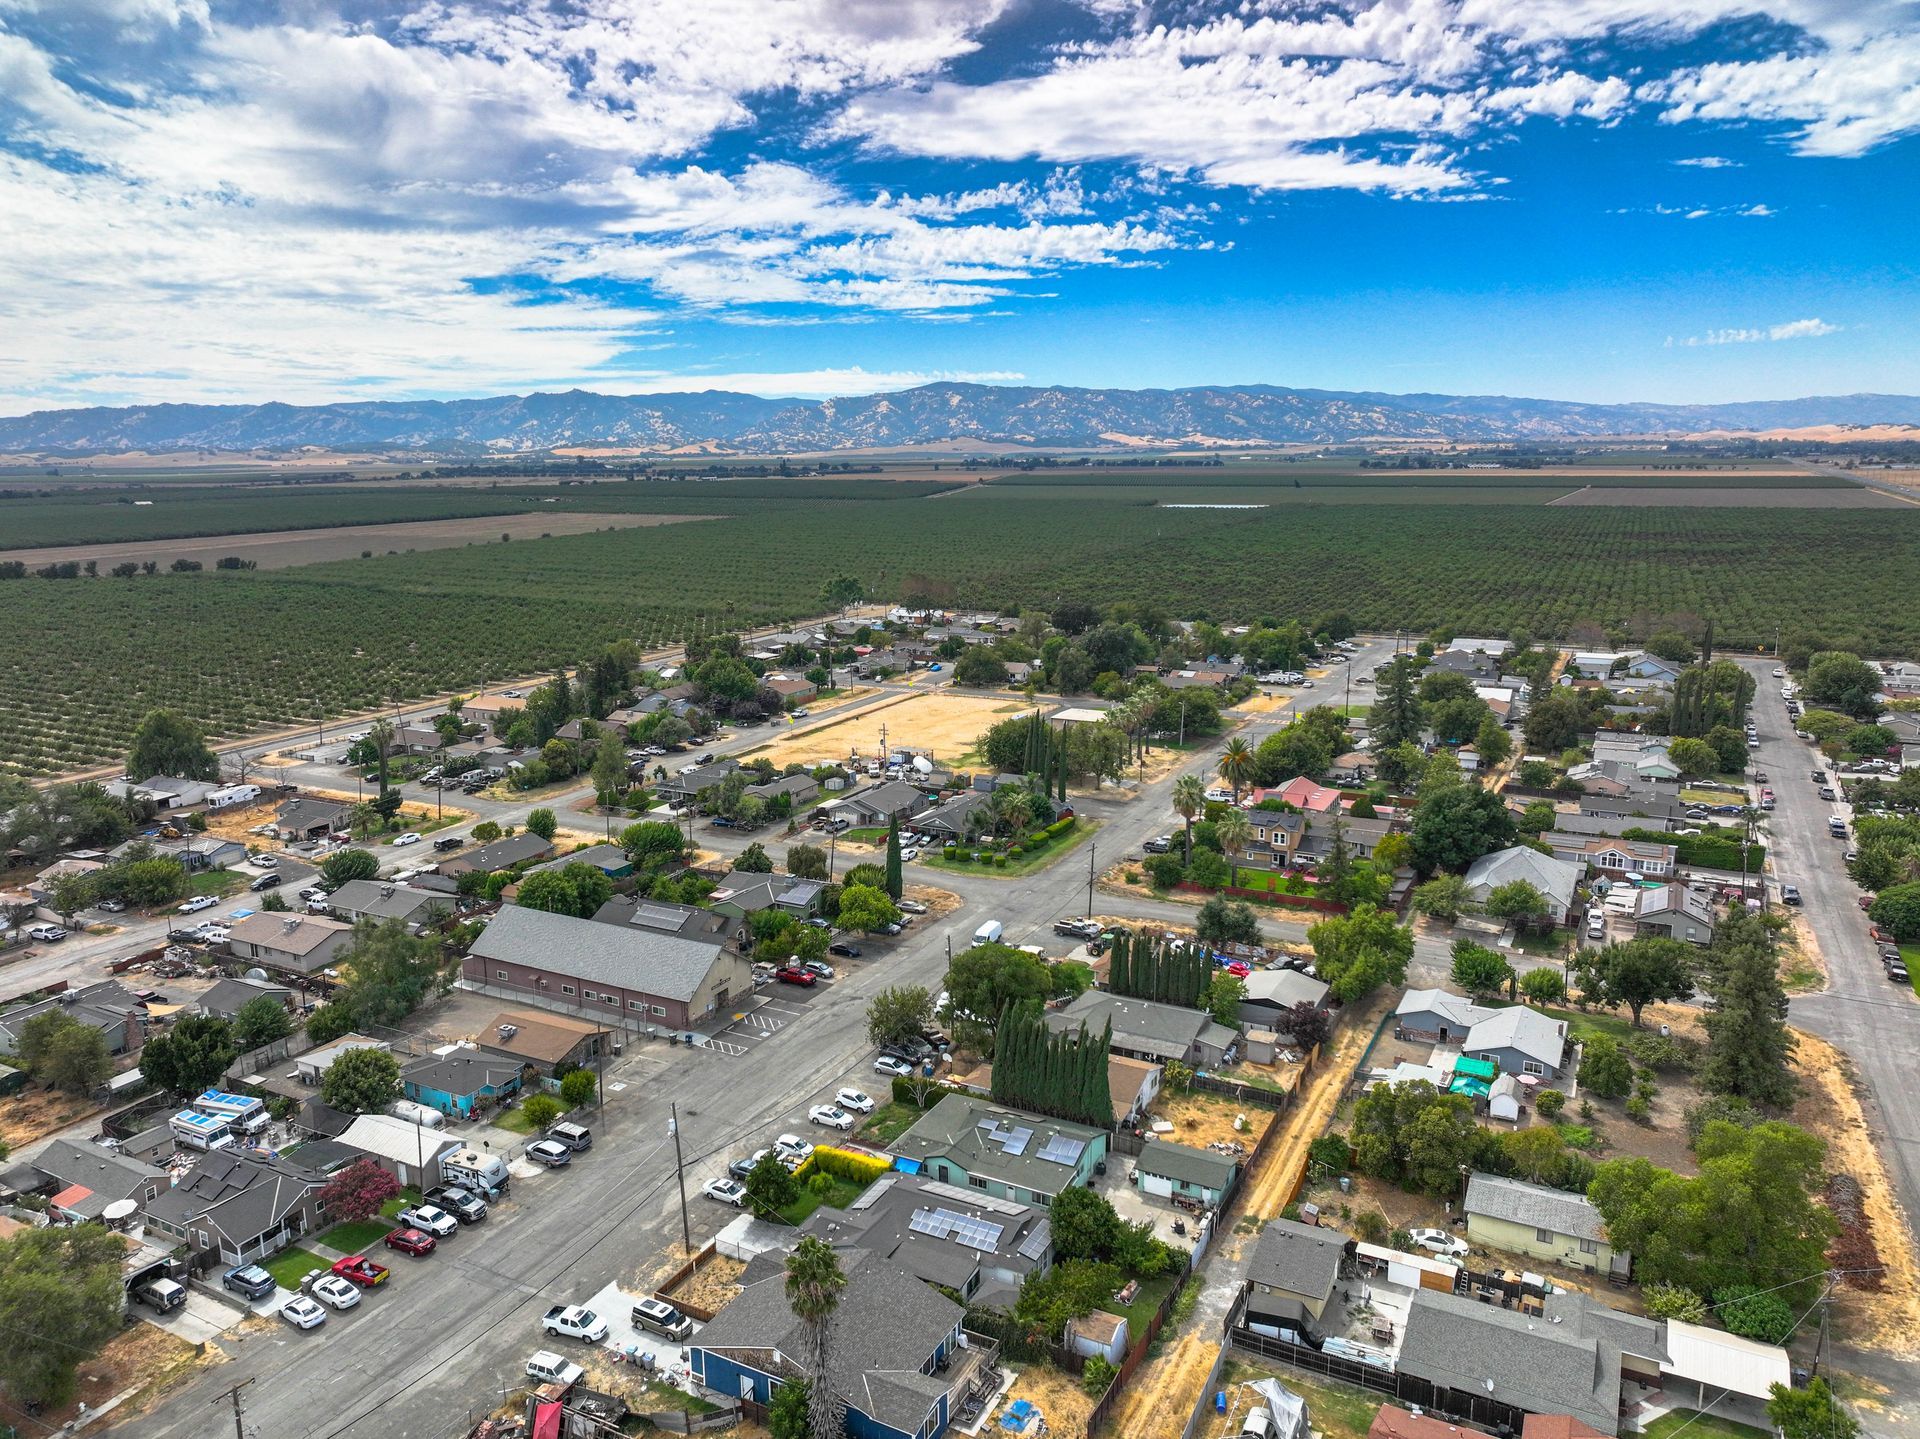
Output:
(703, 1178), (747, 1206)
(873, 1054), (914, 1078)
(808, 1105), (854, 1131)
(900, 847), (920, 862)
(1407, 1227), (1469, 1260)
(196, 925), (232, 945)
(280, 1295), (328, 1330)
(1203, 786), (1233, 803)
(802, 960), (835, 980)
(397, 1204), (459, 1238)
(309, 1275), (362, 1311)
(178, 895), (217, 914)
(543, 1304), (610, 1342)
(835, 1088), (874, 1113)
(391, 832), (422, 846)
(26, 924), (66, 942)
(252, 854), (278, 868)
(773, 1133), (814, 1165)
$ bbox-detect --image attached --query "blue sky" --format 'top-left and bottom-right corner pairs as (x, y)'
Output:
(1, 0), (1916, 414)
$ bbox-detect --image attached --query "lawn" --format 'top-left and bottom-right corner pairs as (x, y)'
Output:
(1110, 1272), (1179, 1334)
(490, 1105), (538, 1134)
(259, 1247), (329, 1292)
(624, 1380), (721, 1415)
(318, 1219), (394, 1254)
(1223, 870), (1330, 898)
(859, 1102), (923, 1146)
(1904, 945), (1920, 996)
(1641, 1411), (1767, 1439)
(775, 1175), (865, 1226)
(920, 818), (1101, 879)
(187, 869), (245, 899)
(840, 827), (889, 846)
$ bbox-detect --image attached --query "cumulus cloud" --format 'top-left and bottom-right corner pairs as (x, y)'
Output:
(1666, 318), (1842, 347)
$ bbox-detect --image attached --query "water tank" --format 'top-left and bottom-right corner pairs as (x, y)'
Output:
(912, 756), (934, 775)
(244, 967), (270, 982)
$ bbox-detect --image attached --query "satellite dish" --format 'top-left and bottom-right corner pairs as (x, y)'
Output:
(912, 756), (933, 775)
(101, 1198), (138, 1227)
(244, 967), (270, 982)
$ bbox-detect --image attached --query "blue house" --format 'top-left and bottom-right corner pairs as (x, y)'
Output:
(400, 1050), (524, 1118)
(691, 1249), (996, 1439)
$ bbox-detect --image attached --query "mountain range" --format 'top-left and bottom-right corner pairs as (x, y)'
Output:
(3, 383), (1918, 455)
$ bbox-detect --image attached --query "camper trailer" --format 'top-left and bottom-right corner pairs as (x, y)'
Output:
(170, 1109), (236, 1152)
(191, 1089), (270, 1136)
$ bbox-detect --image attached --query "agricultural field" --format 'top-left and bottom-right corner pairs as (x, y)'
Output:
(1549, 484), (1907, 508)
(7, 492), (1920, 778)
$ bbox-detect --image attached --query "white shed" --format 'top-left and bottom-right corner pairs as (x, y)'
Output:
(1487, 1073), (1522, 1124)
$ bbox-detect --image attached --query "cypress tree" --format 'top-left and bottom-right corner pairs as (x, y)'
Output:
(884, 816), (903, 899)
(1111, 931), (1131, 998)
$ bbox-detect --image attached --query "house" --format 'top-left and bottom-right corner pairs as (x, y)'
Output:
(519, 843), (634, 881)
(1624, 654), (1682, 684)
(1429, 649), (1503, 683)
(337, 1113), (463, 1189)
(589, 894), (734, 942)
(1446, 637), (1515, 658)
(1244, 1217), (1350, 1336)
(458, 693), (522, 728)
(1634, 885), (1716, 945)
(745, 773), (819, 808)
(1570, 649), (1642, 676)
(654, 761), (743, 809)
(1577, 792), (1689, 830)
(1395, 1288), (1665, 1436)
(438, 832), (554, 877)
(914, 790), (994, 844)
(709, 873), (823, 920)
(273, 796), (353, 842)
(112, 775), (220, 810)
(0, 980), (145, 1056)
(1542, 833), (1676, 878)
(1107, 1055), (1162, 1125)
(691, 1249), (971, 1439)
(1297, 814), (1394, 864)
(833, 780), (931, 827)
(1465, 1173), (1627, 1278)
(1588, 735), (1680, 783)
(764, 676), (817, 706)
(798, 1171), (1053, 1309)
(228, 911), (355, 975)
(1395, 989), (1569, 1081)
(464, 902), (754, 1030)
(1547, 812), (1652, 840)
(193, 975), (294, 1021)
(325, 879), (450, 927)
(143, 1150), (333, 1264)
(1463, 846), (1583, 926)
(1235, 807), (1307, 863)
(1131, 1141), (1238, 1208)
(1257, 778), (1342, 813)
(1045, 991), (1239, 1068)
(401, 1050), (525, 1118)
(20, 1138), (171, 1221)
(1237, 969), (1332, 1035)
(28, 856), (106, 903)
(890, 1094), (1108, 1205)
(294, 1034), (389, 1086)
(110, 834), (247, 871)
(478, 1010), (608, 1074)
(1326, 751), (1373, 785)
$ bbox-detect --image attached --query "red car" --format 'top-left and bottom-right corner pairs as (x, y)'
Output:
(774, 966), (817, 987)
(384, 1227), (437, 1257)
(331, 1255), (390, 1287)
(1224, 961), (1251, 978)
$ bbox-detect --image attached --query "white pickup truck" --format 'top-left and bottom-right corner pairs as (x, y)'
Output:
(525, 1351), (585, 1389)
(542, 1304), (609, 1342)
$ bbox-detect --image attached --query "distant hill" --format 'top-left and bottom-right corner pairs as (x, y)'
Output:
(4, 382), (1919, 455)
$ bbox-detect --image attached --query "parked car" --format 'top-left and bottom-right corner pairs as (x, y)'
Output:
(802, 960), (835, 980)
(543, 1304), (610, 1342)
(873, 1054), (914, 1078)
(898, 899), (928, 915)
(546, 1121), (593, 1151)
(526, 1139), (573, 1168)
(900, 847), (920, 862)
(25, 924), (66, 942)
(1407, 1227), (1469, 1259)
(397, 1205), (459, 1238)
(133, 1278), (187, 1312)
(280, 1295), (328, 1330)
(631, 1297), (695, 1340)
(249, 873), (283, 892)
(728, 1148), (773, 1181)
(308, 1274), (362, 1311)
(828, 942), (862, 958)
(392, 832), (422, 846)
(526, 1351), (586, 1388)
(94, 897), (127, 913)
(835, 1088), (874, 1113)
(223, 1264), (278, 1300)
(1888, 962), (1910, 985)
(1142, 836), (1173, 854)
(178, 895), (217, 914)
(332, 1255), (390, 1288)
(773, 1133), (813, 1165)
(427, 1185), (489, 1223)
(702, 1178), (748, 1206)
(1780, 885), (1803, 905)
(384, 1227), (437, 1257)
(774, 965), (817, 987)
(808, 1104), (854, 1131)
(433, 836), (463, 852)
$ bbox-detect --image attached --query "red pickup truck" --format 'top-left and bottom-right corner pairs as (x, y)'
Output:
(331, 1255), (391, 1288)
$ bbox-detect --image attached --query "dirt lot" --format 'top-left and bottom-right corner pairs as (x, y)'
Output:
(1148, 1089), (1276, 1151)
(744, 691), (1027, 770)
(0, 510), (710, 572)
(1548, 485), (1906, 508)
(1000, 1358), (1098, 1438)
(34, 1324), (208, 1429)
(666, 1252), (745, 1316)
(0, 1086), (104, 1149)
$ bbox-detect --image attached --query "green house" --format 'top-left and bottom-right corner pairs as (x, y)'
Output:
(889, 1094), (1107, 1205)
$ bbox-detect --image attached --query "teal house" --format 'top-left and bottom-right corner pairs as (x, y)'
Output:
(401, 1051), (525, 1118)
(888, 1094), (1106, 1205)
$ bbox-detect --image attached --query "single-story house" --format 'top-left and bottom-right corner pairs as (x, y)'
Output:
(1244, 1217), (1349, 1336)
(28, 856), (106, 904)
(832, 780), (931, 827)
(745, 773), (819, 808)
(113, 774), (219, 810)
(1045, 991), (1239, 1069)
(589, 894), (734, 942)
(798, 1171), (1053, 1310)
(274, 796), (353, 842)
(1463, 846), (1583, 927)
(193, 975), (295, 1021)
(293, 1034), (389, 1086)
(110, 834), (247, 872)
(708, 873), (824, 920)
(1547, 812), (1652, 840)
(478, 1010), (608, 1074)
(457, 693), (521, 727)
(763, 676), (817, 706)
(1624, 654), (1682, 684)
(1634, 885), (1716, 945)
(228, 911), (356, 975)
(1257, 778), (1343, 813)
(325, 879), (450, 927)
(464, 902), (754, 1030)
(691, 1249), (969, 1439)
(401, 1050), (526, 1118)
(1465, 1173), (1628, 1278)
(654, 761), (742, 809)
(20, 1138), (171, 1221)
(890, 1094), (1107, 1206)
(915, 790), (994, 844)
(1108, 1055), (1162, 1125)
(144, 1151), (333, 1264)
(1542, 833), (1676, 878)
(0, 980), (145, 1056)
(1131, 1140), (1238, 1208)
(337, 1113), (464, 1189)
(1395, 989), (1569, 1081)
(1429, 649), (1503, 683)
(1577, 793), (1689, 830)
(1237, 969), (1332, 1036)
(518, 843), (634, 881)
(438, 832), (554, 877)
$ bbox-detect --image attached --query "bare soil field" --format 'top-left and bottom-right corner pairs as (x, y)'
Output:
(0, 510), (711, 571)
(1549, 485), (1907, 508)
(743, 690), (1020, 770)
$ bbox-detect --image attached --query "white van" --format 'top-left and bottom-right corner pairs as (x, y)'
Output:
(972, 919), (1004, 945)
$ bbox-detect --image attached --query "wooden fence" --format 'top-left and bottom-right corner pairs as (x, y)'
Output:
(655, 1240), (725, 1322)
(1084, 1271), (1188, 1437)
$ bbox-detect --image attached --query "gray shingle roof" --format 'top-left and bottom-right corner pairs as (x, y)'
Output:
(470, 902), (726, 1004)
(327, 880), (449, 923)
(194, 976), (293, 1019)
(1247, 1218), (1347, 1301)
(402, 1050), (525, 1098)
(450, 832), (553, 873)
(144, 1151), (326, 1249)
(1047, 991), (1210, 1060)
(1134, 1140), (1237, 1190)
(1465, 1173), (1606, 1243)
(890, 1094), (1103, 1198)
(31, 1138), (168, 1207)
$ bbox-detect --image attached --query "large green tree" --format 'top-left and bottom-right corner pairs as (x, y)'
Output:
(0, 1225), (127, 1408)
(1370, 660), (1425, 749)
(1409, 785), (1518, 875)
(1307, 903), (1413, 1004)
(1804, 651), (1884, 721)
(231, 994), (294, 1052)
(945, 944), (1050, 1051)
(835, 883), (901, 934)
(1573, 938), (1696, 1027)
(1699, 912), (1796, 1107)
(785, 1237), (847, 1439)
(866, 985), (934, 1049)
(138, 1014), (236, 1094)
(1449, 940), (1513, 1000)
(321, 1045), (403, 1113)
(515, 862), (615, 919)
(127, 708), (220, 782)
(335, 918), (446, 1027)
(321, 847), (380, 887)
(1768, 1378), (1859, 1439)
(16, 1012), (112, 1095)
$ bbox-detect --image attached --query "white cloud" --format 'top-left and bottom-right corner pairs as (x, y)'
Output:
(1666, 318), (1842, 347)
(1674, 155), (1738, 167)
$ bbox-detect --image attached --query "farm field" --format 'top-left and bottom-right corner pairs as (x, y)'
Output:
(978, 464), (1838, 489)
(8, 493), (1920, 778)
(1549, 484), (1909, 508)
(0, 510), (710, 571)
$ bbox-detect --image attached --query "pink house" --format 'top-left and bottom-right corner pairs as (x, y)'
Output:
(1250, 778), (1342, 813)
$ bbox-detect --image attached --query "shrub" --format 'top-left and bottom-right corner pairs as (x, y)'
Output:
(521, 1093), (563, 1131)
(1683, 1094), (1761, 1147)
(1717, 1285), (1798, 1343)
(1534, 1088), (1567, 1119)
(1625, 1095), (1652, 1124)
(994, 854), (1007, 868)
(1081, 1356), (1116, 1398)
(1309, 1135), (1352, 1174)
(1145, 854), (1186, 889)
(1626, 1032), (1697, 1074)
(1008, 844), (1024, 857)
(1643, 1283), (1708, 1323)
(1353, 1210), (1389, 1245)
(559, 1069), (597, 1108)
(810, 1145), (893, 1186)
(1579, 1035), (1632, 1099)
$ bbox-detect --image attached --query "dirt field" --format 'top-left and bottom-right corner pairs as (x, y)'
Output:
(1548, 485), (1907, 508)
(744, 691), (1027, 770)
(667, 1252), (745, 1316)
(1000, 1359), (1098, 1438)
(35, 1324), (207, 1429)
(1149, 1090), (1277, 1151)
(0, 1087), (104, 1149)
(0, 510), (710, 572)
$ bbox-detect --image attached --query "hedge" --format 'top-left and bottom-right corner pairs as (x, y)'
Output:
(809, 1145), (893, 1186)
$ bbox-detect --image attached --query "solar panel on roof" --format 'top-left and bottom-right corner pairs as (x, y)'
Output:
(850, 1174), (896, 1211)
(1036, 1134), (1087, 1166)
(1017, 1219), (1052, 1262)
(909, 1207), (1005, 1252)
(1001, 1126), (1034, 1156)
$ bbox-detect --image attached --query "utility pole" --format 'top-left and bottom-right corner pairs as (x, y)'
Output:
(1086, 841), (1097, 919)
(669, 1103), (691, 1255)
(212, 1377), (254, 1439)
(1813, 1270), (1833, 1378)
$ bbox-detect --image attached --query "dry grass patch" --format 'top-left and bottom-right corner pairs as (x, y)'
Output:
(746, 690), (1016, 770)
(0, 1087), (103, 1149)
(999, 1362), (1098, 1439)
(37, 1325), (208, 1429)
(666, 1252), (745, 1316)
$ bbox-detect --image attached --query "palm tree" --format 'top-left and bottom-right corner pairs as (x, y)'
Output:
(785, 1236), (847, 1439)
(1216, 808), (1253, 891)
(1218, 737), (1255, 802)
(367, 718), (396, 794)
(1172, 773), (1204, 865)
